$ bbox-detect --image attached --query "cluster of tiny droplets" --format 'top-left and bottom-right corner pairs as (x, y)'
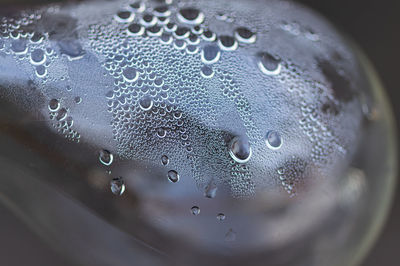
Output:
(87, 0), (267, 197)
(0, 8), (82, 142)
(0, 0), (356, 201)
(48, 98), (81, 142)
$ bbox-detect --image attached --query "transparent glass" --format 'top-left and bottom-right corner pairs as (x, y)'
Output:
(0, 0), (396, 265)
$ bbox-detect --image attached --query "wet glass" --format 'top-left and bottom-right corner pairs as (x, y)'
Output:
(0, 0), (396, 265)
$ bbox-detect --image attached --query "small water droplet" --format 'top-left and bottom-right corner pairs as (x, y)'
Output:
(30, 49), (46, 65)
(74, 96), (82, 104)
(114, 11), (135, 23)
(201, 30), (216, 41)
(177, 8), (204, 25)
(161, 155), (169, 165)
(201, 45), (220, 64)
(139, 96), (153, 111)
(204, 182), (217, 198)
(56, 108), (68, 121)
(265, 130), (283, 150)
(258, 52), (282, 75)
(191, 206), (200, 215)
(234, 27), (256, 43)
(11, 39), (28, 54)
(225, 228), (236, 242)
(157, 127), (166, 138)
(217, 36), (238, 51)
(200, 66), (214, 78)
(128, 2), (146, 13)
(48, 99), (60, 112)
(35, 65), (47, 77)
(167, 170), (179, 183)
(217, 213), (226, 221)
(99, 149), (113, 166)
(122, 67), (139, 82)
(140, 13), (157, 27)
(127, 23), (145, 36)
(110, 177), (125, 196)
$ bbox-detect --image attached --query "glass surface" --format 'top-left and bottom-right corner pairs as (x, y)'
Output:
(0, 0), (396, 265)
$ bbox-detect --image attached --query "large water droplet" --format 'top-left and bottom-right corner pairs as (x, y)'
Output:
(229, 136), (252, 163)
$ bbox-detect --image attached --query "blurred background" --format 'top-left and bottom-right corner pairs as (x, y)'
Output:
(0, 0), (398, 265)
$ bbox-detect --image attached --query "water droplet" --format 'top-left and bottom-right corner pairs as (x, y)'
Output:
(139, 96), (153, 111)
(147, 25), (163, 36)
(177, 8), (204, 25)
(265, 130), (283, 150)
(161, 155), (169, 165)
(48, 99), (60, 112)
(74, 96), (82, 104)
(157, 127), (166, 138)
(164, 22), (177, 32)
(225, 229), (236, 241)
(128, 2), (146, 13)
(229, 136), (252, 163)
(99, 149), (113, 166)
(110, 177), (125, 196)
(140, 13), (157, 27)
(35, 65), (47, 77)
(11, 39), (28, 54)
(122, 67), (139, 82)
(127, 23), (145, 36)
(201, 30), (216, 41)
(200, 65), (214, 78)
(174, 26), (190, 39)
(234, 27), (257, 43)
(58, 39), (85, 61)
(114, 11), (135, 23)
(217, 213), (226, 221)
(257, 52), (282, 75)
(191, 206), (200, 215)
(217, 36), (238, 51)
(153, 5), (171, 17)
(56, 108), (68, 121)
(201, 45), (220, 64)
(167, 170), (179, 183)
(30, 49), (46, 65)
(204, 182), (217, 198)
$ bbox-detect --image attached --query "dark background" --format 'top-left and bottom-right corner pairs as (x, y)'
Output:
(297, 1), (400, 265)
(0, 0), (398, 265)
